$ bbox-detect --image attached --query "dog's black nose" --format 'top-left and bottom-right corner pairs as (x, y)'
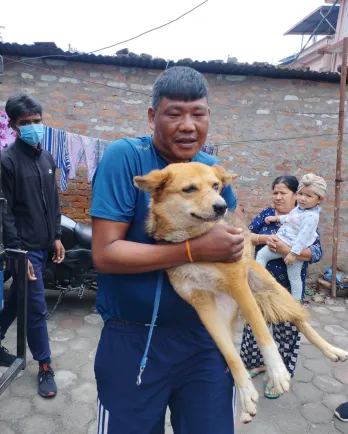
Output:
(213, 202), (227, 216)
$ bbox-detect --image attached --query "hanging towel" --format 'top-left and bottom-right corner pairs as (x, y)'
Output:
(80, 135), (98, 182)
(0, 111), (16, 150)
(95, 139), (111, 164)
(42, 126), (71, 191)
(201, 143), (215, 155)
(66, 132), (87, 179)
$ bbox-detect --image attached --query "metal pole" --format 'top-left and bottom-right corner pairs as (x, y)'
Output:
(331, 36), (348, 298)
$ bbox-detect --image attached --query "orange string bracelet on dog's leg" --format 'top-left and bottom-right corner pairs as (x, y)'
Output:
(185, 240), (194, 263)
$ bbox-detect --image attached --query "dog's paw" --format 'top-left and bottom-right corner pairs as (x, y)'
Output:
(238, 378), (259, 424)
(322, 345), (348, 362)
(262, 344), (291, 394)
(267, 366), (291, 394)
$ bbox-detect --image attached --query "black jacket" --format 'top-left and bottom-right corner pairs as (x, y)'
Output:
(1, 138), (61, 250)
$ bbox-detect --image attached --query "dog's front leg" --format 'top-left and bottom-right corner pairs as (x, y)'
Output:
(188, 289), (258, 424)
(229, 276), (290, 395)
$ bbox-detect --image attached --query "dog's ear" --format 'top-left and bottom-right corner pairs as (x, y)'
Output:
(134, 170), (172, 194)
(212, 164), (238, 186)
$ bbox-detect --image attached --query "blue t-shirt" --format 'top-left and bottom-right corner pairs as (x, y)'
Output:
(90, 135), (237, 326)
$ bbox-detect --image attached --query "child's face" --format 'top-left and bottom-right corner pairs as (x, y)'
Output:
(297, 186), (324, 209)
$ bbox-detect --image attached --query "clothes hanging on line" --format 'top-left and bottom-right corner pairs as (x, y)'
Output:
(201, 143), (216, 156)
(66, 133), (98, 182)
(95, 139), (111, 165)
(42, 127), (71, 191)
(0, 111), (16, 150)
(66, 132), (87, 179)
(44, 126), (112, 186)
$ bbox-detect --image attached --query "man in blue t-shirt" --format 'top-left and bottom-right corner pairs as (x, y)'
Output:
(91, 66), (244, 434)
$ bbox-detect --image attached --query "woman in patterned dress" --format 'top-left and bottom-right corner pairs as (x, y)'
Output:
(240, 175), (322, 399)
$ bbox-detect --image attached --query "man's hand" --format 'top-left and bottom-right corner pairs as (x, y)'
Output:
(53, 240), (65, 264)
(15, 258), (37, 280)
(265, 215), (279, 225)
(284, 252), (296, 265)
(28, 259), (37, 281)
(191, 224), (244, 263)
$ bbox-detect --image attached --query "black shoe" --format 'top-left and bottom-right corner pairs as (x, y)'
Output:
(335, 402), (348, 422)
(38, 364), (57, 398)
(0, 344), (16, 367)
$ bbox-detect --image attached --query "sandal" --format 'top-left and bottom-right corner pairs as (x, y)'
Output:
(264, 382), (280, 399)
(248, 368), (266, 378)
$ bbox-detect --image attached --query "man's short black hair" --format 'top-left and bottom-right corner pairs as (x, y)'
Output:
(5, 93), (43, 123)
(152, 66), (209, 110)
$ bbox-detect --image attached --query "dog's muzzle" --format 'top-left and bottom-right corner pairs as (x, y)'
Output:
(213, 201), (227, 216)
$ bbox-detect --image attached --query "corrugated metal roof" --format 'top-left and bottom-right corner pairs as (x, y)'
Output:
(284, 5), (339, 36)
(0, 42), (343, 83)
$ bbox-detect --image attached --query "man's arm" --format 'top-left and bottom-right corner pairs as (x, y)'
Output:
(92, 218), (244, 274)
(54, 175), (62, 240)
(1, 161), (21, 249)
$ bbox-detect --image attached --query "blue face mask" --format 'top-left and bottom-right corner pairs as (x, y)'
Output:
(19, 124), (44, 146)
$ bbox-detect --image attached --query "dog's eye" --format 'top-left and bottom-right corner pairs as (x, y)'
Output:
(182, 186), (197, 193)
(213, 183), (219, 191)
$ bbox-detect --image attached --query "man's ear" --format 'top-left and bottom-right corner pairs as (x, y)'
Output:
(134, 169), (172, 194)
(148, 107), (155, 131)
(9, 119), (18, 134)
(212, 164), (238, 186)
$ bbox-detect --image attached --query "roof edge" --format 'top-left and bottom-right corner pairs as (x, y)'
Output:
(0, 42), (343, 84)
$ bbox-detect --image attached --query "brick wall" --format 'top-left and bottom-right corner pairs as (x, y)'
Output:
(1, 57), (347, 270)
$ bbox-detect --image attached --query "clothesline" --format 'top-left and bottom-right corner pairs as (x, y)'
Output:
(0, 111), (112, 191)
(0, 111), (218, 191)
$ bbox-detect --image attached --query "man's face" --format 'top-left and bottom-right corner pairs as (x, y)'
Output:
(148, 97), (210, 163)
(10, 113), (43, 135)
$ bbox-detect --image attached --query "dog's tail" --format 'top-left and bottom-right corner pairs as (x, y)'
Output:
(247, 259), (309, 324)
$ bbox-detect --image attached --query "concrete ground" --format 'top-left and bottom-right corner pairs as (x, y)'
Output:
(0, 290), (348, 433)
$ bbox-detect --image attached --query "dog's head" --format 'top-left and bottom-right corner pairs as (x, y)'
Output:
(134, 162), (238, 241)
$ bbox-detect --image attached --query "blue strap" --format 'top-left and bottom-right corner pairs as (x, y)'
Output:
(137, 269), (164, 386)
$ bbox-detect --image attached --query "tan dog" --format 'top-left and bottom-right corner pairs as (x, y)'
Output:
(134, 162), (347, 423)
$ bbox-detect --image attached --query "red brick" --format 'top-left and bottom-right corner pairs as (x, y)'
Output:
(48, 120), (65, 128)
(71, 123), (89, 129)
(73, 213), (87, 219)
(76, 184), (87, 191)
(126, 114), (143, 120)
(62, 207), (74, 213)
(96, 110), (119, 117)
(72, 94), (93, 100)
(72, 201), (90, 209)
(47, 106), (67, 113)
(318, 141), (336, 147)
(73, 108), (91, 115)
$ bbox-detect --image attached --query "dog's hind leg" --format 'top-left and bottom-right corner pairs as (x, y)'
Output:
(248, 260), (348, 363)
(294, 321), (348, 362)
(188, 289), (258, 424)
(228, 273), (290, 396)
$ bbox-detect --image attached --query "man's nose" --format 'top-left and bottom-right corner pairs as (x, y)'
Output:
(179, 115), (195, 131)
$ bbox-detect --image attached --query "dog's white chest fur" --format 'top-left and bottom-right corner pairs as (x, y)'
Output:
(167, 264), (238, 323)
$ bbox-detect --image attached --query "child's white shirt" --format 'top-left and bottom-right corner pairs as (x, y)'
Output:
(277, 205), (320, 255)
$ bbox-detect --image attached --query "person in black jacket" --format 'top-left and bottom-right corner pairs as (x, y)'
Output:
(0, 93), (65, 398)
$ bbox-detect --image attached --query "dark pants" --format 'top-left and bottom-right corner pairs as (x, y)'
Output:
(0, 250), (51, 363)
(96, 321), (236, 434)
